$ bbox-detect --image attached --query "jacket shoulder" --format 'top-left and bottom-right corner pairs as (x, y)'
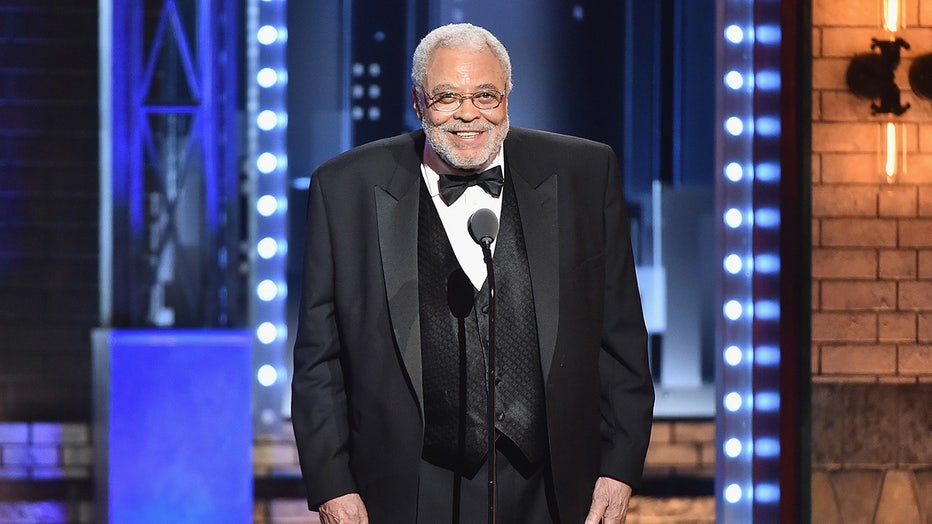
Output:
(508, 127), (613, 154)
(506, 127), (616, 170)
(312, 130), (423, 180)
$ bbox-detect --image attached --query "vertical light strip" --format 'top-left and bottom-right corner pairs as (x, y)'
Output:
(750, 4), (785, 518)
(99, 0), (114, 326)
(718, 0), (785, 520)
(716, 0), (755, 521)
(248, 0), (288, 433)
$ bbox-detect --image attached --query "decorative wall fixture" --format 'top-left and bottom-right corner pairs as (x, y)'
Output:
(846, 38), (909, 116)
(844, 0), (925, 183)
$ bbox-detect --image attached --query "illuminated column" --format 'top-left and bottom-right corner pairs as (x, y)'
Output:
(248, 0), (289, 433)
(716, 7), (756, 520)
(716, 1), (786, 521)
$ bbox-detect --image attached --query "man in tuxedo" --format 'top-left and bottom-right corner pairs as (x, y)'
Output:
(292, 23), (654, 523)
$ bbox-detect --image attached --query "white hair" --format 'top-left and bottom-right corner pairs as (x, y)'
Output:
(411, 23), (513, 95)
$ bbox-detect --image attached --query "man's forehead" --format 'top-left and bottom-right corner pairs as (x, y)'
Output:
(424, 47), (505, 86)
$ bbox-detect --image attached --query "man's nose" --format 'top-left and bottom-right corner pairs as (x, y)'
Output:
(451, 101), (480, 121)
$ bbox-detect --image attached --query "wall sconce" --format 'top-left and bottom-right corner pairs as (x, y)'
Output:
(845, 0), (914, 182)
(846, 38), (909, 116)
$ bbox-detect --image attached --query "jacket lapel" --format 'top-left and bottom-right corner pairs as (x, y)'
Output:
(506, 132), (560, 380)
(375, 131), (426, 414)
(375, 129), (561, 410)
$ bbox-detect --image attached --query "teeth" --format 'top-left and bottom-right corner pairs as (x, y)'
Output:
(456, 131), (479, 138)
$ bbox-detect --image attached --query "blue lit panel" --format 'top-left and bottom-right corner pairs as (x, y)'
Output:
(93, 329), (253, 524)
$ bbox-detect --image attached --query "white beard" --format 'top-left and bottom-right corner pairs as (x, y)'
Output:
(422, 115), (509, 172)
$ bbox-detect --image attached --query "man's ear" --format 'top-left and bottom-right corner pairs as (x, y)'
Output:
(412, 87), (423, 120)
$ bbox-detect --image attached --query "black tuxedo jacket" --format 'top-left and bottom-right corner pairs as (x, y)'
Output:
(292, 127), (654, 523)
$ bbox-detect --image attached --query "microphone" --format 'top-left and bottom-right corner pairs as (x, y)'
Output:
(468, 208), (499, 247)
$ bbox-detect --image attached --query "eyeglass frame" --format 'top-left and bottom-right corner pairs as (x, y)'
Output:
(423, 89), (507, 112)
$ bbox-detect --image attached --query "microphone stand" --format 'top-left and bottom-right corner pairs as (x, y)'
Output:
(478, 236), (497, 524)
(468, 207), (500, 524)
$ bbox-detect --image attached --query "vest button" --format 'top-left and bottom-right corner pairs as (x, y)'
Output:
(496, 411), (505, 422)
(481, 305), (489, 314)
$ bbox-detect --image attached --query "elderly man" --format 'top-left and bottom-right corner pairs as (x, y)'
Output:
(292, 23), (654, 523)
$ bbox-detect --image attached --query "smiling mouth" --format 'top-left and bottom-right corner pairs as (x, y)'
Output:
(450, 130), (482, 138)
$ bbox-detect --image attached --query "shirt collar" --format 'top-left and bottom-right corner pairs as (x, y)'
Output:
(421, 148), (506, 198)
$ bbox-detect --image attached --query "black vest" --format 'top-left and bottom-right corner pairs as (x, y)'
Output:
(418, 172), (548, 477)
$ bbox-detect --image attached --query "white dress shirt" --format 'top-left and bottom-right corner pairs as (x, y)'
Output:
(420, 149), (505, 290)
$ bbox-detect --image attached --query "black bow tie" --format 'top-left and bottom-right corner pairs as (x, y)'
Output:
(437, 166), (504, 205)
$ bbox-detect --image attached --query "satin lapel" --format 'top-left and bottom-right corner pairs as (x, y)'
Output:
(510, 164), (559, 381)
(375, 142), (424, 415)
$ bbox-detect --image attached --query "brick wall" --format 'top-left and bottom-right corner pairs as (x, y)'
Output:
(1, 418), (716, 523)
(0, 422), (93, 522)
(812, 0), (932, 521)
(257, 419), (718, 523)
(644, 420), (716, 479)
(0, 419), (311, 524)
(0, 1), (99, 422)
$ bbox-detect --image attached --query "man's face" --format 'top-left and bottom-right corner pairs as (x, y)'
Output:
(416, 46), (509, 173)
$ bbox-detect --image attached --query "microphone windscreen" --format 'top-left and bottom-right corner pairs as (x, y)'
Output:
(467, 208), (499, 245)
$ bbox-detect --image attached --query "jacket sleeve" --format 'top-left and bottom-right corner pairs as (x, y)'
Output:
(291, 171), (358, 509)
(597, 148), (656, 488)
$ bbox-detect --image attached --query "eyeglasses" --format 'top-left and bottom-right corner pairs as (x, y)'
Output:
(426, 90), (506, 112)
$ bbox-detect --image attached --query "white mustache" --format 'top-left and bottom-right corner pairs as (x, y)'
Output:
(436, 122), (495, 133)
